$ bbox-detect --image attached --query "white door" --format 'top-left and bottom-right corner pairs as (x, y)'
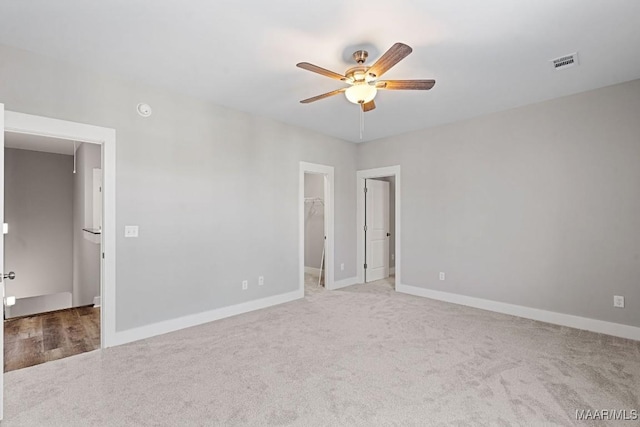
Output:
(0, 103), (5, 420)
(365, 179), (390, 283)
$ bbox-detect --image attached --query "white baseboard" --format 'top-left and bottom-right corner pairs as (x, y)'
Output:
(93, 296), (101, 307)
(332, 276), (359, 290)
(111, 289), (303, 347)
(304, 266), (321, 275)
(397, 284), (640, 341)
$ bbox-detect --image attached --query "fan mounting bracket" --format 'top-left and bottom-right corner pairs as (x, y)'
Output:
(352, 50), (369, 64)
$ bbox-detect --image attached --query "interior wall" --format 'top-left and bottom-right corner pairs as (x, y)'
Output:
(304, 173), (324, 270)
(72, 142), (101, 307)
(358, 79), (640, 328)
(4, 147), (73, 299)
(0, 43), (358, 331)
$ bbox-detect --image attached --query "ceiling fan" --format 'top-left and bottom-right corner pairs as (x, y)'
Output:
(297, 42), (435, 112)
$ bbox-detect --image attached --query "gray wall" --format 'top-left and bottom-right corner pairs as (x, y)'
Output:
(72, 142), (101, 306)
(304, 173), (324, 269)
(358, 79), (640, 328)
(4, 148), (73, 299)
(0, 43), (358, 331)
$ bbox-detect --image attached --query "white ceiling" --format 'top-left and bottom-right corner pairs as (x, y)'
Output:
(1, 1), (639, 142)
(5, 132), (76, 155)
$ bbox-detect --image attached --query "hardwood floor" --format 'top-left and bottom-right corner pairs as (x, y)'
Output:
(4, 306), (100, 372)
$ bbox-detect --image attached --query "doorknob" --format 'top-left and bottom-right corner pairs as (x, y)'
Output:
(387, 233), (391, 237)
(3, 272), (15, 280)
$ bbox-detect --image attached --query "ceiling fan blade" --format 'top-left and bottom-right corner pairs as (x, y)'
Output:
(300, 88), (346, 104)
(296, 62), (346, 81)
(362, 100), (376, 112)
(376, 79), (436, 90)
(367, 43), (413, 78)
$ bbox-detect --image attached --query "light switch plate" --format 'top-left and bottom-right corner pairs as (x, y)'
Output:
(124, 225), (139, 238)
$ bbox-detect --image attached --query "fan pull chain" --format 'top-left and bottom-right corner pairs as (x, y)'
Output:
(359, 104), (364, 140)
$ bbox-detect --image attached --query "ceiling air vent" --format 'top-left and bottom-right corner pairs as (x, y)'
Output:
(551, 52), (579, 70)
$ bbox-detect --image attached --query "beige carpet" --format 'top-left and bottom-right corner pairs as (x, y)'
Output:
(304, 272), (325, 296)
(4, 281), (640, 426)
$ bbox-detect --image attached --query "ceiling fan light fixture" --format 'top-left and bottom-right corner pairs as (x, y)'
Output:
(345, 84), (377, 104)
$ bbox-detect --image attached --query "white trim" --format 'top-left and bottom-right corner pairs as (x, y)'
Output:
(0, 103), (4, 421)
(300, 162), (335, 291)
(4, 110), (117, 349)
(356, 166), (401, 289)
(397, 284), (640, 341)
(304, 266), (321, 276)
(332, 276), (360, 290)
(111, 289), (301, 346)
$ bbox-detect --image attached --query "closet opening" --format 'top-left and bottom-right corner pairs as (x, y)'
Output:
(298, 162), (334, 296)
(304, 172), (326, 295)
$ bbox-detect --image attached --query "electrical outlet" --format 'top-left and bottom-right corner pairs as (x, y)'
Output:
(258, 276), (264, 286)
(614, 295), (625, 308)
(439, 272), (445, 281)
(340, 263), (345, 271)
(242, 280), (248, 290)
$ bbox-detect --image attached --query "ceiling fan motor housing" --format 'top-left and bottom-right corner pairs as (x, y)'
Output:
(345, 66), (374, 84)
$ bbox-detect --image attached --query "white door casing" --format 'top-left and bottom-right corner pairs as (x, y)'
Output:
(0, 102), (5, 420)
(3, 110), (116, 350)
(365, 179), (390, 283)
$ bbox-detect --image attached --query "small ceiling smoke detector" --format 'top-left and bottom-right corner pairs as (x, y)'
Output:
(550, 52), (579, 70)
(137, 103), (152, 117)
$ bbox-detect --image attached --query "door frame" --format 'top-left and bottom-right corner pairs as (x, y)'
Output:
(357, 166), (401, 288)
(0, 103), (4, 421)
(299, 162), (334, 293)
(3, 110), (117, 349)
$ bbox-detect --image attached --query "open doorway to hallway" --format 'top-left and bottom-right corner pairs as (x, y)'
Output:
(3, 132), (102, 371)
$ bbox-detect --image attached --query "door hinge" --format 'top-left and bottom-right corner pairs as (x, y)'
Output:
(364, 263), (368, 269)
(102, 252), (105, 259)
(364, 187), (368, 193)
(364, 225), (368, 232)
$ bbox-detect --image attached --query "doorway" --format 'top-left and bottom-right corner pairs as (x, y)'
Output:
(0, 107), (117, 419)
(3, 133), (102, 371)
(357, 166), (401, 289)
(304, 173), (326, 295)
(299, 162), (334, 295)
